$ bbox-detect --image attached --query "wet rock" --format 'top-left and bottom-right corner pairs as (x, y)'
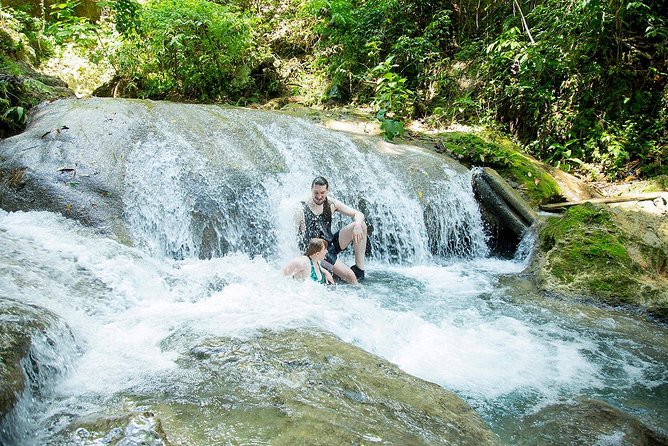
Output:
(92, 75), (140, 98)
(143, 329), (500, 445)
(0, 299), (54, 424)
(0, 298), (78, 444)
(0, 303), (32, 424)
(49, 411), (172, 446)
(530, 202), (668, 319)
(473, 167), (537, 257)
(514, 398), (668, 446)
(0, 97), (471, 259)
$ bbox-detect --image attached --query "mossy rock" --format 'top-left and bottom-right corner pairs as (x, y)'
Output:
(514, 398), (668, 446)
(49, 329), (500, 445)
(437, 131), (563, 206)
(531, 203), (668, 318)
(0, 299), (52, 423)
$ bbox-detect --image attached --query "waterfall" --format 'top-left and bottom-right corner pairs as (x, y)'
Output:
(2, 99), (666, 446)
(120, 106), (488, 263)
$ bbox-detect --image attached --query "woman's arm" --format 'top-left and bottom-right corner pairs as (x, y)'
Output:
(323, 268), (335, 285)
(283, 256), (308, 279)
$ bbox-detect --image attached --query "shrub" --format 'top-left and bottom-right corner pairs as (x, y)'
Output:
(110, 0), (261, 101)
(306, 0), (453, 107)
(474, 0), (668, 178)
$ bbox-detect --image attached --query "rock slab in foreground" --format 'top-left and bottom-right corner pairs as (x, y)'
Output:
(50, 329), (500, 445)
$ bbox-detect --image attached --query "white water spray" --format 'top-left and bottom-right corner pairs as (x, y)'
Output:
(1, 102), (666, 445)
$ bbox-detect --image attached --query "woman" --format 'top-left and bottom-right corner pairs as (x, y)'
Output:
(283, 238), (334, 284)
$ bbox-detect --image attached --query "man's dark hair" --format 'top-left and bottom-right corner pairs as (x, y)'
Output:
(311, 176), (329, 189)
(311, 176), (331, 222)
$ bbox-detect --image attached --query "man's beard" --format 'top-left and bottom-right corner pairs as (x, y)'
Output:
(313, 197), (326, 205)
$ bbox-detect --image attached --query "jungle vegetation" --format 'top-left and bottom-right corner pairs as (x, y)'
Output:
(1, 0), (666, 179)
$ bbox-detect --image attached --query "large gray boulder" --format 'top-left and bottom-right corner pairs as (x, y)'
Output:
(47, 329), (500, 445)
(0, 97), (473, 259)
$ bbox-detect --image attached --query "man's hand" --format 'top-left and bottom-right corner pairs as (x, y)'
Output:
(352, 222), (364, 243)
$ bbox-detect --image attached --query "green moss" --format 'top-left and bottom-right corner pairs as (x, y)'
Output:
(655, 175), (668, 190)
(539, 203), (643, 304)
(437, 131), (562, 205)
(542, 204), (618, 239)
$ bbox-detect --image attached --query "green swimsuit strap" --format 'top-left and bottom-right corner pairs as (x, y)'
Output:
(316, 261), (326, 284)
(309, 257), (326, 284)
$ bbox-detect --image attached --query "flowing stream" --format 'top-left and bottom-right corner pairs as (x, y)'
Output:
(1, 103), (667, 445)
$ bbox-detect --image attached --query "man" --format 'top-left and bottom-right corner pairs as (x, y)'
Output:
(296, 176), (367, 284)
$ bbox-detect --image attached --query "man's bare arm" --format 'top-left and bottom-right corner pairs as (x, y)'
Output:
(330, 197), (365, 224)
(293, 206), (306, 238)
(330, 197), (366, 243)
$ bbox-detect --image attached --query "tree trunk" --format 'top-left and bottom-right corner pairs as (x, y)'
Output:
(540, 194), (666, 211)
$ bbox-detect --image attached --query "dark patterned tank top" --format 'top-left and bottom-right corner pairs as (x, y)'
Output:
(301, 200), (333, 249)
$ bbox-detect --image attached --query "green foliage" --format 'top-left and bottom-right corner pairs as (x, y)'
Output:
(303, 0), (455, 138)
(369, 56), (412, 140)
(377, 113), (404, 141)
(1, 7), (55, 137)
(371, 58), (413, 119)
(45, 0), (96, 44)
(2, 0), (665, 180)
(102, 0), (141, 36)
(0, 6), (53, 64)
(305, 0), (453, 105)
(110, 0), (260, 101)
(0, 74), (27, 137)
(473, 0), (668, 178)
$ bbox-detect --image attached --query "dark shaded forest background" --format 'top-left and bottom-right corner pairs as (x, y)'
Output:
(1, 0), (666, 179)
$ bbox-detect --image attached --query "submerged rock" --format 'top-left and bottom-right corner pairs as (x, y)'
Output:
(171, 330), (500, 445)
(0, 300), (35, 425)
(0, 299), (67, 425)
(514, 398), (668, 446)
(0, 297), (78, 444)
(50, 411), (173, 446)
(51, 329), (500, 445)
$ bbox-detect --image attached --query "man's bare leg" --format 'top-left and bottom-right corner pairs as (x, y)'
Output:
(337, 221), (368, 270)
(330, 259), (358, 284)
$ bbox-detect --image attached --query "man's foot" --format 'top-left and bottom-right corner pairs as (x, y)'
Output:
(350, 265), (365, 281)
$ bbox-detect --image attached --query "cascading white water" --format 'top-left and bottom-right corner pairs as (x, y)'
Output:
(2, 209), (667, 445)
(120, 107), (487, 263)
(1, 103), (667, 445)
